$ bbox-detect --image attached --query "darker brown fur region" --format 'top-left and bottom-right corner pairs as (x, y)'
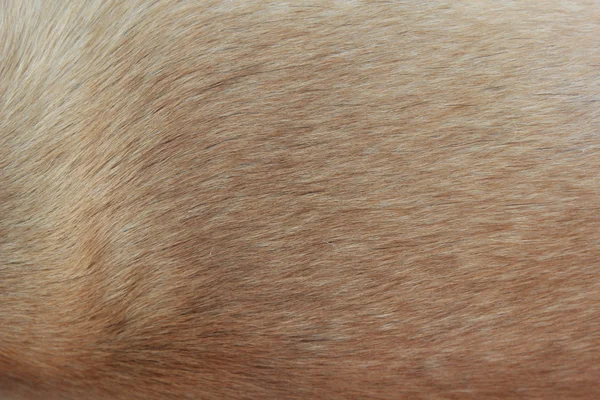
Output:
(1, 1), (599, 399)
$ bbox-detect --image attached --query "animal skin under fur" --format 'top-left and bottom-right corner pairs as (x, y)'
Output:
(1, 1), (599, 399)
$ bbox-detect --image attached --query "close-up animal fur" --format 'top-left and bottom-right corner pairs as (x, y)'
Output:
(1, 1), (599, 399)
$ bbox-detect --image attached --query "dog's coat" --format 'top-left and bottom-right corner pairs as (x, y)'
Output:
(1, 1), (599, 399)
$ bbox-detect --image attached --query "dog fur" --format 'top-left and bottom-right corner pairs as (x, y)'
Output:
(1, 1), (599, 399)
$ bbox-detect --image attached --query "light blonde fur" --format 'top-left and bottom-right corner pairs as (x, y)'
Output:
(1, 1), (599, 399)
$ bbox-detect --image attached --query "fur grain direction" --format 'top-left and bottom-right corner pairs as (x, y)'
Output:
(1, 1), (599, 399)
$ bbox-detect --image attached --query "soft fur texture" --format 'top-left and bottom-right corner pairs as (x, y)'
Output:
(1, 1), (599, 399)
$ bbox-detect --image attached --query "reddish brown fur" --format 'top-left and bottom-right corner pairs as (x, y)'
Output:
(1, 1), (599, 399)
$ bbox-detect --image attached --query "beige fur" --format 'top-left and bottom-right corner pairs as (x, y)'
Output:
(1, 1), (599, 399)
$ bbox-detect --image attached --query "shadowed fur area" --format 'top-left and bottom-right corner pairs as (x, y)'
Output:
(1, 1), (599, 399)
